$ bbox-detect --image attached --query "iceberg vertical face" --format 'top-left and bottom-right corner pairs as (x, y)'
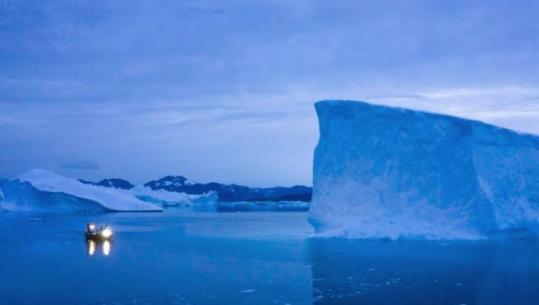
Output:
(309, 100), (539, 239)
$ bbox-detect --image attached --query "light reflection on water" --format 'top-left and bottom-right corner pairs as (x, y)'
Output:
(102, 240), (111, 256)
(87, 239), (96, 256)
(86, 239), (112, 256)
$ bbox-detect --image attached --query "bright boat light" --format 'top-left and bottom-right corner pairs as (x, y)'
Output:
(89, 224), (96, 231)
(101, 227), (113, 239)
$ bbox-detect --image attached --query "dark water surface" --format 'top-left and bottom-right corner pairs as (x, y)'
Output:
(1, 210), (538, 305)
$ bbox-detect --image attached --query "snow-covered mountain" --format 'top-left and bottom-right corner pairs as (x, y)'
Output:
(79, 178), (134, 190)
(77, 175), (311, 202)
(144, 175), (312, 202)
(309, 100), (539, 240)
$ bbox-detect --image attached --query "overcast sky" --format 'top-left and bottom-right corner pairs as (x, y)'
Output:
(1, 0), (538, 186)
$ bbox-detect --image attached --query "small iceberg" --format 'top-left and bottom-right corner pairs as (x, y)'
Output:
(130, 185), (217, 207)
(0, 169), (163, 212)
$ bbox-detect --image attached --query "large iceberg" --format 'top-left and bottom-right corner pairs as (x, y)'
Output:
(0, 169), (162, 212)
(309, 100), (539, 239)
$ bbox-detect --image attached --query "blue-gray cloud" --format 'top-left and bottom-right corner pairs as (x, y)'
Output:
(60, 159), (100, 170)
(1, 0), (539, 185)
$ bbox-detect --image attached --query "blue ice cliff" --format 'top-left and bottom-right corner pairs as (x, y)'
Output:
(309, 100), (539, 239)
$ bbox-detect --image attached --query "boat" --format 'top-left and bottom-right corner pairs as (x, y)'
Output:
(85, 223), (113, 241)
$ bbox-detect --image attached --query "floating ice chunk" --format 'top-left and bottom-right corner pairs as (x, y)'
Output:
(130, 185), (217, 207)
(239, 289), (255, 293)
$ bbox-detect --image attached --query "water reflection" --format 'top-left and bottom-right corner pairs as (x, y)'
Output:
(102, 240), (111, 256)
(308, 239), (539, 305)
(87, 240), (96, 256)
(86, 239), (112, 256)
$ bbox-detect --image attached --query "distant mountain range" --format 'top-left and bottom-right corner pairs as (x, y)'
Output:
(79, 178), (134, 190)
(80, 176), (312, 202)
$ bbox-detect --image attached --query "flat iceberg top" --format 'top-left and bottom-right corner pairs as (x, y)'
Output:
(315, 100), (539, 146)
(16, 169), (162, 212)
(310, 100), (539, 240)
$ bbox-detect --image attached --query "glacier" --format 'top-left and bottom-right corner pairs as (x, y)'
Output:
(0, 169), (163, 212)
(309, 100), (539, 239)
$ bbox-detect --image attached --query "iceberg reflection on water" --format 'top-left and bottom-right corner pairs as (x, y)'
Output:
(308, 238), (539, 305)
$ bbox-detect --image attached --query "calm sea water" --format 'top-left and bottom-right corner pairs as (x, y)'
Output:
(1, 210), (539, 305)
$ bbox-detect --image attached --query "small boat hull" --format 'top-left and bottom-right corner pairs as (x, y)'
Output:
(85, 232), (112, 241)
